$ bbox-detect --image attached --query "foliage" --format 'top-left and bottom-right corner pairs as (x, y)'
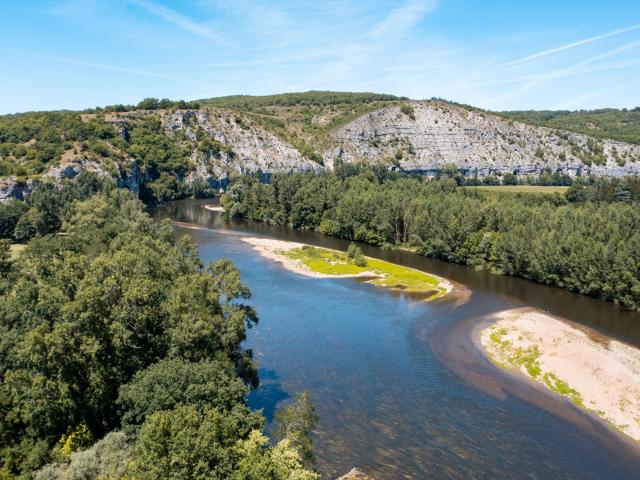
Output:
(199, 91), (403, 109)
(274, 391), (319, 470)
(223, 171), (640, 309)
(346, 243), (367, 267)
(0, 112), (115, 176)
(117, 358), (248, 433)
(126, 404), (262, 480)
(35, 431), (132, 480)
(400, 104), (415, 120)
(0, 172), (111, 242)
(0, 186), (316, 478)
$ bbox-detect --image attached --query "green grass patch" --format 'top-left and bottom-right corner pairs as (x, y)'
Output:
(543, 372), (585, 407)
(279, 245), (447, 299)
(488, 325), (585, 408)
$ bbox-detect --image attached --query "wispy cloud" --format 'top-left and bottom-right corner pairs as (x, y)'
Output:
(501, 23), (640, 67)
(370, 0), (439, 38)
(129, 0), (223, 44)
(0, 48), (201, 85)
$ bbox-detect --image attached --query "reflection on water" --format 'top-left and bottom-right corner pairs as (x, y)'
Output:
(154, 200), (640, 479)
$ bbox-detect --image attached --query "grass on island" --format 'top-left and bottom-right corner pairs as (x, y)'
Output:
(279, 245), (448, 300)
(470, 185), (569, 195)
(487, 326), (584, 408)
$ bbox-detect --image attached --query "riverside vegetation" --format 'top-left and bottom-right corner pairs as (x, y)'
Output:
(0, 173), (319, 479)
(221, 167), (640, 310)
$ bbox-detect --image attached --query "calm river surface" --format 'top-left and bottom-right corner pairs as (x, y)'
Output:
(154, 199), (640, 479)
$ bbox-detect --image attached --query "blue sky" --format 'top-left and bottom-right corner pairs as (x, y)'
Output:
(1, 0), (639, 113)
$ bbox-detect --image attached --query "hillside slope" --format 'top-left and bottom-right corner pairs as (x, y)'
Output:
(501, 108), (640, 145)
(324, 101), (640, 177)
(1, 92), (640, 202)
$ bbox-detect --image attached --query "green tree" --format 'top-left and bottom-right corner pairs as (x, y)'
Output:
(118, 358), (248, 433)
(274, 391), (319, 470)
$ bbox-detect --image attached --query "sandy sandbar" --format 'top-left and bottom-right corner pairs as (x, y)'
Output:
(239, 237), (381, 279)
(481, 308), (640, 441)
(204, 205), (225, 212)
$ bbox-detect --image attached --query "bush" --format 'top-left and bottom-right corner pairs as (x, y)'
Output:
(35, 432), (132, 480)
(13, 213), (36, 242)
(400, 104), (416, 120)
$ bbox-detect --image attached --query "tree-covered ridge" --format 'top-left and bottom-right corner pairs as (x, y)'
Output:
(0, 179), (317, 479)
(198, 90), (404, 109)
(501, 108), (640, 145)
(0, 110), (200, 202)
(222, 169), (640, 310)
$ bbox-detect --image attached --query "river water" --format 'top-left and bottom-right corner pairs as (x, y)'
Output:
(154, 199), (640, 479)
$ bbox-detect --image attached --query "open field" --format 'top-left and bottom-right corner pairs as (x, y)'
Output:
(469, 185), (570, 195)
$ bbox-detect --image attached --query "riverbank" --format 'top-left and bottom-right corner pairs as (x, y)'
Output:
(481, 308), (640, 442)
(240, 236), (452, 300)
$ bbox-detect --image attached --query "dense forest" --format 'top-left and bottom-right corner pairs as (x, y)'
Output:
(222, 168), (640, 310)
(0, 173), (318, 479)
(502, 107), (640, 145)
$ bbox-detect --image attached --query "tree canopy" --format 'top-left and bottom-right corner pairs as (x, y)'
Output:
(0, 187), (317, 479)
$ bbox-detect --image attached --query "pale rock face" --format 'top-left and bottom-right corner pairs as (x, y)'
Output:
(323, 101), (640, 177)
(159, 110), (321, 176)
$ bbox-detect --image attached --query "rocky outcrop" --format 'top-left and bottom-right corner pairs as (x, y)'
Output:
(0, 177), (37, 202)
(323, 101), (640, 177)
(158, 109), (321, 177)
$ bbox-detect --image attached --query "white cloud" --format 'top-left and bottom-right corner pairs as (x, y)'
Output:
(370, 0), (439, 39)
(501, 23), (640, 67)
(129, 0), (223, 44)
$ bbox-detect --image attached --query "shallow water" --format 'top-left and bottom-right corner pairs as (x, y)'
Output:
(155, 200), (640, 479)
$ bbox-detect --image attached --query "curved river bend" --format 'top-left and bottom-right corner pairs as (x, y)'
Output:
(155, 200), (640, 479)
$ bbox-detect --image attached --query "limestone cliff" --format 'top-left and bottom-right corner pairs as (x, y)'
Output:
(323, 101), (640, 177)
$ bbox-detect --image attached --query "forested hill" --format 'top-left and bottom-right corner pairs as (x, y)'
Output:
(501, 108), (640, 145)
(1, 91), (640, 205)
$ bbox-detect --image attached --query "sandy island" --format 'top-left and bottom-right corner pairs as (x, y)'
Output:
(239, 236), (453, 297)
(239, 237), (382, 279)
(482, 308), (640, 441)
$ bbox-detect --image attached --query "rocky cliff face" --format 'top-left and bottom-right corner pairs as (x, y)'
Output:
(158, 109), (319, 176)
(323, 101), (640, 177)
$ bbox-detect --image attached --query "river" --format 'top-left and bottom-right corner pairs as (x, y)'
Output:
(154, 199), (640, 479)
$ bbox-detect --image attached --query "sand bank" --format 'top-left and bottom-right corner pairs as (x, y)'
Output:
(204, 205), (225, 212)
(239, 237), (380, 279)
(481, 308), (640, 441)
